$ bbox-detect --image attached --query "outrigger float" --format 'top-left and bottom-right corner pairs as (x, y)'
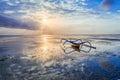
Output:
(61, 38), (96, 53)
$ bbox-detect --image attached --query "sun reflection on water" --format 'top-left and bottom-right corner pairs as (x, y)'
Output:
(43, 36), (47, 42)
(29, 35), (64, 62)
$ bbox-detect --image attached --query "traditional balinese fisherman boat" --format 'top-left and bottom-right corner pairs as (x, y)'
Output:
(61, 38), (96, 53)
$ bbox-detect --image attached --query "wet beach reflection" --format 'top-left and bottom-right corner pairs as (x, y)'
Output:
(0, 35), (120, 80)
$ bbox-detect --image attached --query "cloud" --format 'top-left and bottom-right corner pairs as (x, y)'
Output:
(0, 0), (100, 32)
(0, 15), (38, 30)
(117, 10), (120, 13)
(3, 10), (15, 14)
(0, 0), (93, 16)
(100, 0), (114, 10)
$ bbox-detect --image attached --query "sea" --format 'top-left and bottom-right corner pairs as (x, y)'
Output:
(0, 34), (120, 80)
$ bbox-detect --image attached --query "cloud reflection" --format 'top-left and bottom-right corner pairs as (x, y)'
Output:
(1, 35), (120, 80)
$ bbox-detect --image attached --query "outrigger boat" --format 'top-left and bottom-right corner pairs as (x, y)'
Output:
(61, 38), (96, 53)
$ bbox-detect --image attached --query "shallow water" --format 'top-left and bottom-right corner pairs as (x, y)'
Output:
(0, 34), (120, 80)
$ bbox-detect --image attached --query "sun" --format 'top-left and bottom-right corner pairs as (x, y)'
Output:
(41, 18), (50, 26)
(42, 18), (47, 23)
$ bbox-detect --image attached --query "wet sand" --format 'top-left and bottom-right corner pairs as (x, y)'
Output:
(0, 34), (120, 80)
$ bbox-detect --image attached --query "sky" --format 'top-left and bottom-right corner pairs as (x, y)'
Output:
(0, 0), (120, 35)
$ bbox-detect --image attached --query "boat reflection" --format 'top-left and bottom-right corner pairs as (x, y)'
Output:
(62, 44), (92, 54)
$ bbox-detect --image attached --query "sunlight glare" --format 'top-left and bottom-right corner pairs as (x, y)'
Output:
(42, 18), (47, 23)
(43, 36), (47, 41)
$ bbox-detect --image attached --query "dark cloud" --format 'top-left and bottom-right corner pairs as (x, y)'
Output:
(100, 0), (114, 10)
(0, 15), (38, 30)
